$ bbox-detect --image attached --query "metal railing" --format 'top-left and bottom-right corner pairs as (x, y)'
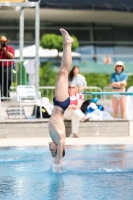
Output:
(39, 86), (55, 103)
(10, 85), (103, 102)
(103, 86), (112, 100)
(39, 86), (103, 102)
(0, 58), (103, 101)
(84, 86), (103, 101)
(0, 59), (36, 100)
(103, 86), (113, 113)
(0, 85), (103, 120)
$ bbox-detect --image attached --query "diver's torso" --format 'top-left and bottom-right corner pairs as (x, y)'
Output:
(48, 106), (65, 145)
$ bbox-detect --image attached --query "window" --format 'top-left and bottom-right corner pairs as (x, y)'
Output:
(94, 30), (112, 41)
(113, 27), (133, 41)
(24, 32), (34, 41)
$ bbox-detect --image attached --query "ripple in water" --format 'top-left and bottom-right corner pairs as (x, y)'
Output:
(0, 145), (133, 200)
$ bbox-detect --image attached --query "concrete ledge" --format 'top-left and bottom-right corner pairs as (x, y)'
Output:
(0, 137), (133, 147)
(0, 119), (131, 138)
(0, 119), (49, 138)
(129, 121), (133, 136)
(65, 120), (129, 137)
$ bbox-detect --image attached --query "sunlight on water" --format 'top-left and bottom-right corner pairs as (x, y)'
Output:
(0, 145), (133, 200)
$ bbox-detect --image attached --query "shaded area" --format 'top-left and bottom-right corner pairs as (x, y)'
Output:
(38, 0), (133, 12)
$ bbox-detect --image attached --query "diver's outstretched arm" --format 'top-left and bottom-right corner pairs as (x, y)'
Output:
(55, 138), (65, 165)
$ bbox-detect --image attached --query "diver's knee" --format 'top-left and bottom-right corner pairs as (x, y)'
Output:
(58, 67), (68, 76)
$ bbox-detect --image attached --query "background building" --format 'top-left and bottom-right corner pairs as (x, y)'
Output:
(1, 0), (133, 68)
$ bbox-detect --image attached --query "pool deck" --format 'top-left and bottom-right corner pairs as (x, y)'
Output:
(0, 118), (133, 147)
(1, 101), (133, 147)
(0, 136), (133, 147)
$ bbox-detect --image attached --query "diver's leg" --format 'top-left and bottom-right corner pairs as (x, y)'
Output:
(55, 28), (74, 102)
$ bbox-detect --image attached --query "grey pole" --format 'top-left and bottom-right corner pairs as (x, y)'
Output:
(35, 2), (40, 99)
(19, 8), (24, 85)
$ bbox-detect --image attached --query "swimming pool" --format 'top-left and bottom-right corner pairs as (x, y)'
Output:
(0, 145), (133, 200)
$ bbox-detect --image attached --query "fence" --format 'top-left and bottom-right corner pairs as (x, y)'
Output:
(39, 86), (103, 102)
(103, 86), (112, 100)
(0, 59), (103, 100)
(103, 86), (114, 114)
(0, 59), (36, 100)
(0, 58), (105, 119)
(10, 86), (103, 102)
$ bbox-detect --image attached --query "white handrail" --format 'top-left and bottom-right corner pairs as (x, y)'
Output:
(83, 91), (133, 95)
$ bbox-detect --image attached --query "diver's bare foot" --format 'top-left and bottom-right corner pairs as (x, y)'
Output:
(60, 28), (74, 44)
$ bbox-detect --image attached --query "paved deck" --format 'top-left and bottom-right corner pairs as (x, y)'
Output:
(0, 100), (133, 147)
(0, 119), (131, 138)
(0, 136), (133, 147)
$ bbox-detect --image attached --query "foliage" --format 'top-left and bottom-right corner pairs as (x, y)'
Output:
(70, 35), (79, 51)
(83, 72), (133, 90)
(12, 61), (133, 93)
(39, 63), (133, 91)
(39, 62), (57, 86)
(40, 33), (79, 53)
(83, 73), (110, 90)
(39, 62), (57, 100)
(12, 62), (27, 87)
(39, 64), (111, 89)
(127, 75), (133, 89)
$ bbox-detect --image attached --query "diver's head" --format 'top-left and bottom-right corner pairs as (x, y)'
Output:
(49, 142), (65, 157)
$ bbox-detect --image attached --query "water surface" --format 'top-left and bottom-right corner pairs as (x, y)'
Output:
(0, 145), (133, 200)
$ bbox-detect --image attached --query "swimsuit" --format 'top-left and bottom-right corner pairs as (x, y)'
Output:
(111, 72), (128, 101)
(112, 95), (122, 101)
(112, 89), (125, 101)
(53, 97), (70, 111)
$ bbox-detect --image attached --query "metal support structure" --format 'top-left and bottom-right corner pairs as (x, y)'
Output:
(35, 2), (40, 98)
(0, 2), (36, 7)
(19, 8), (24, 84)
(19, 8), (24, 61)
(0, 0), (40, 96)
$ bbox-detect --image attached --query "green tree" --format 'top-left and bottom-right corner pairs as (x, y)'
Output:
(40, 33), (79, 57)
(40, 62), (57, 86)
(83, 73), (110, 90)
(39, 62), (57, 100)
(39, 63), (133, 95)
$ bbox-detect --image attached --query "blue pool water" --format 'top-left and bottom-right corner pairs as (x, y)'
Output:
(0, 145), (133, 200)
